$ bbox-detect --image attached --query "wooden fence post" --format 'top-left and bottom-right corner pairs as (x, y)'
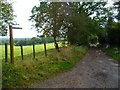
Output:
(20, 44), (23, 60)
(5, 43), (8, 62)
(9, 25), (14, 64)
(33, 43), (35, 59)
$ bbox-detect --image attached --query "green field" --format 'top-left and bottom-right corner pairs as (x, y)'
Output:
(0, 43), (62, 60)
(2, 44), (88, 88)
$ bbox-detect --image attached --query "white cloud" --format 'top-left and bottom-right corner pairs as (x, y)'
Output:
(7, 0), (39, 38)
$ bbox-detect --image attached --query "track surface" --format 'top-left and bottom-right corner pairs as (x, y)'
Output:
(30, 48), (119, 88)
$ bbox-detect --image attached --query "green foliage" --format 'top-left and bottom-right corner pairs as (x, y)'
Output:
(107, 26), (120, 46)
(2, 63), (23, 87)
(2, 46), (88, 88)
(0, 0), (16, 36)
(30, 2), (115, 46)
(67, 12), (103, 45)
(77, 2), (112, 27)
(103, 47), (120, 63)
(114, 1), (120, 21)
(30, 2), (69, 51)
(67, 2), (113, 46)
(14, 38), (42, 46)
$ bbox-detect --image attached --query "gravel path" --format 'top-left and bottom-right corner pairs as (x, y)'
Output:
(30, 48), (119, 88)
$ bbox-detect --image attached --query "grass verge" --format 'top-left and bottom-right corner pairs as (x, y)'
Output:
(103, 46), (120, 63)
(2, 45), (88, 88)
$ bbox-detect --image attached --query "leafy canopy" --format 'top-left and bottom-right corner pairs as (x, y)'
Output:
(0, 0), (16, 36)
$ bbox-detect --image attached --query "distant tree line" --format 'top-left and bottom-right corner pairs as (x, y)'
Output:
(0, 37), (62, 46)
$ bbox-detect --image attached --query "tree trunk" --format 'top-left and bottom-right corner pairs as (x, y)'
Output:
(53, 36), (60, 52)
(53, 4), (60, 52)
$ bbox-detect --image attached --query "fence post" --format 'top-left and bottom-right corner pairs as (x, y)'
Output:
(20, 44), (23, 60)
(33, 43), (35, 59)
(9, 25), (14, 64)
(5, 43), (8, 62)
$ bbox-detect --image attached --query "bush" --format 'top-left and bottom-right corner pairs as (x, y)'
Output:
(107, 28), (120, 46)
(2, 63), (23, 88)
(103, 46), (120, 63)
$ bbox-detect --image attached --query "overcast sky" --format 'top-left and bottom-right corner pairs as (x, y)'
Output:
(2, 0), (114, 38)
(5, 0), (39, 38)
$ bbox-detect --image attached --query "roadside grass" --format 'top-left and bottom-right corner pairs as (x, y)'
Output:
(2, 45), (88, 88)
(103, 46), (120, 63)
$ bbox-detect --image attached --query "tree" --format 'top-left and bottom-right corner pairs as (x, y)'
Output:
(0, 0), (16, 36)
(107, 27), (120, 46)
(69, 2), (112, 27)
(30, 2), (113, 47)
(30, 2), (69, 51)
(114, 1), (120, 22)
(104, 1), (120, 47)
(66, 2), (111, 45)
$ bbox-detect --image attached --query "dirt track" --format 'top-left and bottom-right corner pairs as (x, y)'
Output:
(30, 48), (119, 88)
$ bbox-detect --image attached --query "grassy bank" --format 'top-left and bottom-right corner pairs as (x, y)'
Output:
(103, 46), (120, 63)
(2, 45), (88, 88)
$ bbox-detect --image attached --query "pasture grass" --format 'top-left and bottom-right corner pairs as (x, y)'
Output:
(103, 46), (120, 63)
(0, 43), (61, 60)
(2, 45), (88, 88)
